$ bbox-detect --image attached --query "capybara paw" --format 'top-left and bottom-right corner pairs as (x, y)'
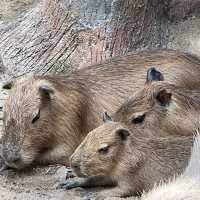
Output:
(65, 167), (76, 179)
(57, 179), (81, 190)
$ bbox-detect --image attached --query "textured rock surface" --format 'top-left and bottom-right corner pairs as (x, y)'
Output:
(168, 17), (200, 56)
(1, 0), (200, 78)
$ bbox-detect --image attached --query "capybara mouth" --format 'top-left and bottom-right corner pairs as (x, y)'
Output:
(3, 161), (35, 172)
(4, 160), (24, 170)
(3, 156), (34, 171)
(71, 166), (88, 178)
(0, 162), (8, 172)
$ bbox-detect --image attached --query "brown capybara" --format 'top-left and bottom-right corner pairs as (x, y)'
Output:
(113, 68), (200, 136)
(108, 133), (200, 200)
(138, 132), (200, 200)
(2, 49), (200, 169)
(66, 121), (193, 199)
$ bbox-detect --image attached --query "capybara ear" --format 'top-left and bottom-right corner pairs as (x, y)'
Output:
(103, 112), (113, 123)
(116, 128), (130, 141)
(2, 81), (13, 89)
(156, 89), (172, 106)
(146, 67), (164, 83)
(39, 85), (54, 99)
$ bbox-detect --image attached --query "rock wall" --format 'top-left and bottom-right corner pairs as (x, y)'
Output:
(0, 0), (200, 78)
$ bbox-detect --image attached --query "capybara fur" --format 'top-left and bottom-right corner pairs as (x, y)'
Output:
(2, 49), (200, 169)
(113, 69), (200, 136)
(138, 132), (200, 200)
(97, 131), (200, 200)
(68, 122), (193, 199)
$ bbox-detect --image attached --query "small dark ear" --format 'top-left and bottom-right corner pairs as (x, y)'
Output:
(116, 128), (130, 141)
(146, 67), (164, 83)
(39, 85), (54, 99)
(2, 81), (13, 89)
(156, 89), (172, 106)
(103, 112), (113, 123)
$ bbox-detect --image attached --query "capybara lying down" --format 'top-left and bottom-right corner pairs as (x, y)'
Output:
(61, 120), (193, 199)
(113, 68), (200, 136)
(2, 49), (200, 169)
(138, 132), (200, 200)
(85, 131), (200, 200)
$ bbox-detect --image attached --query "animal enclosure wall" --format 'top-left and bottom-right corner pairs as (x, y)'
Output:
(0, 0), (200, 77)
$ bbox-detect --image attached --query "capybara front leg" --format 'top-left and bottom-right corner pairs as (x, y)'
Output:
(58, 176), (114, 190)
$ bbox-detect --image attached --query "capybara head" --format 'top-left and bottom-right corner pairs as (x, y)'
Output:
(114, 68), (200, 136)
(2, 77), (56, 169)
(70, 121), (139, 178)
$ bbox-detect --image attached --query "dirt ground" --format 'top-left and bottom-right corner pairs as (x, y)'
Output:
(0, 166), (100, 200)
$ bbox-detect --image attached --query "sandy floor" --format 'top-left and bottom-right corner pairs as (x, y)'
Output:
(0, 166), (139, 200)
(0, 166), (100, 200)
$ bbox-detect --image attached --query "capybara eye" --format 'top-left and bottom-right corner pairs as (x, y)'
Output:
(98, 144), (109, 154)
(132, 114), (145, 124)
(32, 110), (40, 124)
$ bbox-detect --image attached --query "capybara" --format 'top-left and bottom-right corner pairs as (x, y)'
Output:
(138, 132), (200, 200)
(91, 131), (200, 200)
(2, 49), (200, 169)
(113, 68), (200, 136)
(63, 121), (193, 199)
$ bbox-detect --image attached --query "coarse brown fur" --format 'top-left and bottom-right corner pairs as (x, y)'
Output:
(2, 49), (200, 169)
(139, 132), (200, 200)
(114, 80), (200, 137)
(69, 122), (193, 199)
